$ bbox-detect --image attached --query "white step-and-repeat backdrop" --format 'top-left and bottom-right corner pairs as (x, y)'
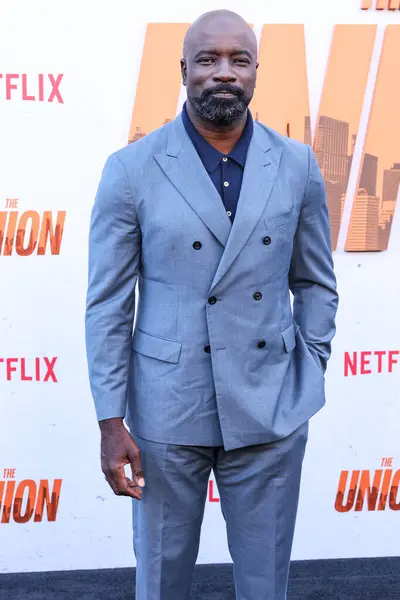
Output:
(1, 0), (399, 573)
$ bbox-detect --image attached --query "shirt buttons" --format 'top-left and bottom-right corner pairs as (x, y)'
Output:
(263, 236), (272, 245)
(257, 340), (266, 349)
(253, 291), (263, 301)
(193, 241), (202, 250)
(208, 296), (217, 305)
(226, 211), (232, 217)
(223, 181), (229, 188)
(222, 157), (228, 162)
(204, 345), (211, 354)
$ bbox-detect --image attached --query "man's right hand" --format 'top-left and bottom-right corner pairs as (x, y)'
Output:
(99, 417), (145, 501)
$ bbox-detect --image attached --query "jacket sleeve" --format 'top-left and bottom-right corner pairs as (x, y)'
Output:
(85, 153), (141, 421)
(289, 145), (339, 374)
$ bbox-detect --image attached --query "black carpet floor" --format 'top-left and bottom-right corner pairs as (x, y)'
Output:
(0, 558), (399, 599)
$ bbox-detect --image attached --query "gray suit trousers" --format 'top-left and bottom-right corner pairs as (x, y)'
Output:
(132, 421), (308, 600)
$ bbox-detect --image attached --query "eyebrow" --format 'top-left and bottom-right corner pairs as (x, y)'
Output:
(193, 49), (253, 60)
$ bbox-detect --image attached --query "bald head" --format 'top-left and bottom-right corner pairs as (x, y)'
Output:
(183, 10), (257, 59)
(180, 10), (258, 128)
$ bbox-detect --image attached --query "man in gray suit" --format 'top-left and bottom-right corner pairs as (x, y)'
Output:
(85, 9), (338, 600)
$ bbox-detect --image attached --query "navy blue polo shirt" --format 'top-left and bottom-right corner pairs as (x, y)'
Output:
(182, 102), (253, 222)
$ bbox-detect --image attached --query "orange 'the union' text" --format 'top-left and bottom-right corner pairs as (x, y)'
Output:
(0, 210), (66, 256)
(0, 479), (62, 524)
(335, 468), (400, 512)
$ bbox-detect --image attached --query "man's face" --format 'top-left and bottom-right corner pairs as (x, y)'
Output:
(181, 20), (258, 127)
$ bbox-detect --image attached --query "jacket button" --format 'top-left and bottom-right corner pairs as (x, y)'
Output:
(204, 345), (211, 353)
(208, 296), (217, 305)
(253, 291), (262, 301)
(263, 236), (271, 245)
(257, 340), (266, 349)
(193, 241), (202, 250)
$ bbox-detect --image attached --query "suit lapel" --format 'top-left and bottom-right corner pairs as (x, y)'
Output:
(154, 116), (283, 288)
(154, 116), (231, 248)
(210, 125), (283, 291)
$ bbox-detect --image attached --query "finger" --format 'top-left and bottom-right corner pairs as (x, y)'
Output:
(123, 486), (142, 500)
(125, 477), (143, 500)
(108, 475), (142, 500)
(130, 453), (145, 488)
(126, 476), (140, 489)
(106, 466), (142, 499)
(133, 468), (145, 487)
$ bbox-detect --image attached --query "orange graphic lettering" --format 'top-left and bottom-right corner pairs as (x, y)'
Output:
(13, 480), (36, 524)
(1, 480), (15, 523)
(346, 26), (400, 251)
(34, 479), (62, 522)
(252, 24), (379, 250)
(336, 468), (400, 512)
(0, 210), (66, 256)
(15, 211), (40, 256)
(250, 25), (310, 145)
(0, 211), (6, 252)
(314, 25), (377, 250)
(355, 469), (382, 511)
(0, 482), (4, 519)
(128, 23), (400, 253)
(335, 470), (360, 512)
(128, 23), (190, 143)
(378, 468), (392, 510)
(2, 211), (17, 256)
(37, 211), (66, 255)
(0, 479), (62, 523)
(363, 0), (400, 9)
(389, 469), (400, 510)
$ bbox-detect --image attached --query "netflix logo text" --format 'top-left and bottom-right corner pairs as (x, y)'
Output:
(0, 469), (62, 524)
(0, 74), (64, 103)
(335, 458), (399, 512)
(208, 480), (220, 503)
(0, 357), (58, 382)
(1, 199), (66, 256)
(344, 350), (399, 376)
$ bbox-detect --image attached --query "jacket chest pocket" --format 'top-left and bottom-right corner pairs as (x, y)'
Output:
(264, 204), (296, 230)
(262, 209), (297, 279)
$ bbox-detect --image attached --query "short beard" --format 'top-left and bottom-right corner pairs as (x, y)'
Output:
(189, 84), (252, 126)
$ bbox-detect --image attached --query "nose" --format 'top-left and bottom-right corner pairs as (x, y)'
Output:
(213, 58), (237, 83)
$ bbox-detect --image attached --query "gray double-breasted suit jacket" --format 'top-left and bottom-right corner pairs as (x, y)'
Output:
(85, 113), (338, 451)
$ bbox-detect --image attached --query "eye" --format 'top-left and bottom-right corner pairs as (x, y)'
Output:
(198, 58), (214, 65)
(234, 59), (250, 65)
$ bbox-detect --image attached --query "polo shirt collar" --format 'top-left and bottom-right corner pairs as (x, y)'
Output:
(182, 102), (254, 173)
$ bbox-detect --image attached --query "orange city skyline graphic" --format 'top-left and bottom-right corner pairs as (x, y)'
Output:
(0, 198), (65, 256)
(127, 23), (400, 253)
